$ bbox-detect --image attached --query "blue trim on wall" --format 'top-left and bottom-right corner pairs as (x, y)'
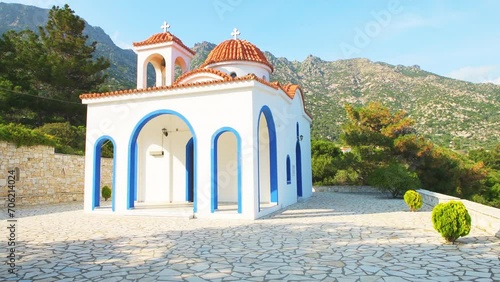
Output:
(296, 141), (303, 197)
(211, 127), (242, 213)
(127, 110), (197, 212)
(185, 138), (194, 202)
(286, 155), (291, 184)
(92, 136), (117, 212)
(134, 144), (138, 201)
(257, 106), (278, 211)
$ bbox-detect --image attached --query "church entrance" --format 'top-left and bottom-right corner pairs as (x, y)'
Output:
(92, 136), (116, 211)
(186, 138), (194, 202)
(127, 110), (197, 214)
(258, 106), (278, 211)
(212, 128), (242, 213)
(296, 141), (303, 197)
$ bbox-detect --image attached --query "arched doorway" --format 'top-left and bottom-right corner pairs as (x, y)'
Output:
(186, 138), (194, 202)
(296, 122), (303, 197)
(211, 128), (241, 213)
(128, 110), (197, 212)
(258, 106), (278, 211)
(92, 136), (116, 211)
(296, 141), (303, 197)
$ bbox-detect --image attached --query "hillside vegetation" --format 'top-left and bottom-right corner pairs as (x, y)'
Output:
(2, 2), (499, 150)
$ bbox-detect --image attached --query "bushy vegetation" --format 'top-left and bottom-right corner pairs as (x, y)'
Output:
(467, 146), (500, 208)
(311, 102), (498, 207)
(0, 123), (57, 147)
(36, 122), (86, 155)
(404, 190), (423, 212)
(0, 4), (109, 126)
(368, 163), (420, 198)
(101, 185), (111, 201)
(432, 201), (471, 242)
(0, 4), (111, 156)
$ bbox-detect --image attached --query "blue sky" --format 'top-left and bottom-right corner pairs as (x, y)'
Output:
(3, 0), (500, 84)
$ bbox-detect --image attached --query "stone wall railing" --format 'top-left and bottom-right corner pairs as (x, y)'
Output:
(0, 141), (113, 206)
(417, 189), (500, 238)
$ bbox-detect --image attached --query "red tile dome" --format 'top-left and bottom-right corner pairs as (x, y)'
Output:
(201, 39), (273, 72)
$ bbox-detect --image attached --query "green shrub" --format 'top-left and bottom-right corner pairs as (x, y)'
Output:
(368, 162), (421, 198)
(101, 186), (111, 201)
(403, 190), (423, 211)
(333, 169), (360, 185)
(431, 201), (471, 243)
(0, 123), (57, 147)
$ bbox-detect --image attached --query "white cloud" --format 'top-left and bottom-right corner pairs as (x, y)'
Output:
(111, 31), (132, 50)
(386, 11), (465, 37)
(447, 66), (500, 84)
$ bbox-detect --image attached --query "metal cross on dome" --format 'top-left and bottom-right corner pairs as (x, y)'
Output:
(161, 21), (170, 33)
(231, 28), (240, 39)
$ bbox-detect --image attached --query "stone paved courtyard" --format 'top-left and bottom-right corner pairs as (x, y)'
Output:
(2, 192), (499, 281)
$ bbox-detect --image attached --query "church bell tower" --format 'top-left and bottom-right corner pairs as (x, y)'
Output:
(133, 21), (195, 89)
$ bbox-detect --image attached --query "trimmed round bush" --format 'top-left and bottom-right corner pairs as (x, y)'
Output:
(431, 201), (471, 243)
(101, 186), (112, 201)
(403, 190), (423, 212)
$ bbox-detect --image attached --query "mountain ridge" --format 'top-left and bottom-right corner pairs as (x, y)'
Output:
(1, 2), (498, 149)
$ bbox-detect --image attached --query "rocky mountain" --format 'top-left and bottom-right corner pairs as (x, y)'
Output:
(1, 3), (499, 149)
(0, 2), (137, 89)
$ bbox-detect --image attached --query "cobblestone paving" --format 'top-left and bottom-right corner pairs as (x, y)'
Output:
(2, 192), (499, 281)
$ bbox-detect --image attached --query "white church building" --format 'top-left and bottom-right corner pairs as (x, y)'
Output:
(80, 24), (312, 219)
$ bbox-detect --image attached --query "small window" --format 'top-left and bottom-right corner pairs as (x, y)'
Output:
(262, 75), (267, 81)
(230, 72), (237, 78)
(286, 155), (291, 184)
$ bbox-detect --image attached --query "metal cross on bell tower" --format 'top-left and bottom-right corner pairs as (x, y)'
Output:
(161, 21), (170, 33)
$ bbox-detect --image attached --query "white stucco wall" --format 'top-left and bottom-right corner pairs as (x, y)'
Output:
(83, 79), (312, 219)
(216, 132), (238, 203)
(208, 61), (272, 81)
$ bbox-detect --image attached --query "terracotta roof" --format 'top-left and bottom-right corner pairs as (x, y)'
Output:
(80, 74), (265, 100)
(174, 68), (231, 85)
(200, 39), (273, 72)
(281, 84), (301, 99)
(79, 75), (311, 119)
(133, 32), (195, 55)
(281, 83), (312, 118)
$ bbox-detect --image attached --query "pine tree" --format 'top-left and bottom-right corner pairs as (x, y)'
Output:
(38, 4), (109, 125)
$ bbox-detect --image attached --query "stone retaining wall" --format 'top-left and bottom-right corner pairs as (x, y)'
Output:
(0, 141), (112, 206)
(313, 186), (380, 193)
(417, 189), (500, 238)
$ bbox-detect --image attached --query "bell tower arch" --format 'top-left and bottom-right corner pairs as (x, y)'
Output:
(133, 21), (195, 89)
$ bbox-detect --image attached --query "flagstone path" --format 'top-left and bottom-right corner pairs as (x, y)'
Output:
(1, 192), (499, 281)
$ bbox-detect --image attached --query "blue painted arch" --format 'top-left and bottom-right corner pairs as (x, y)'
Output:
(286, 155), (291, 185)
(257, 105), (278, 210)
(185, 138), (194, 202)
(127, 109), (197, 211)
(211, 127), (242, 213)
(92, 136), (117, 211)
(296, 141), (303, 197)
(295, 122), (303, 197)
